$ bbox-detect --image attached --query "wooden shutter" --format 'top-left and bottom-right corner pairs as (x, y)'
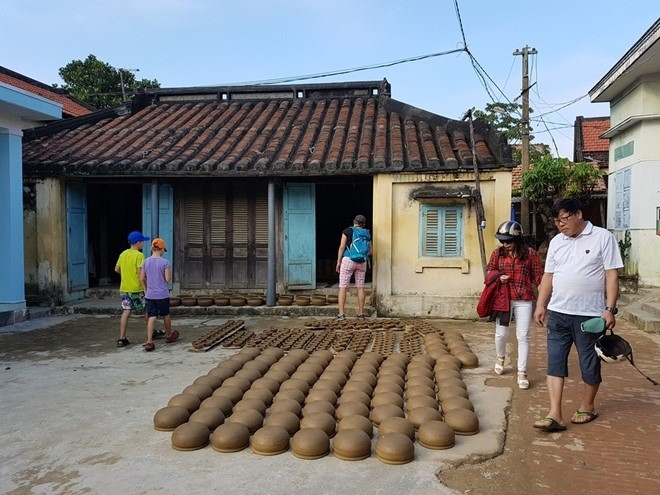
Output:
(421, 205), (463, 257)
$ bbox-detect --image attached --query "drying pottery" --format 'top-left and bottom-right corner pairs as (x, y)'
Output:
(168, 393), (201, 414)
(326, 294), (339, 304)
(210, 422), (250, 453)
(291, 370), (319, 387)
(377, 416), (415, 441)
(440, 395), (474, 413)
(234, 398), (267, 416)
(193, 375), (224, 390)
(311, 349), (334, 363)
(338, 414), (373, 438)
(200, 395), (234, 416)
(295, 297), (311, 306)
(263, 369), (291, 384)
(197, 297), (214, 307)
(406, 394), (439, 412)
(378, 366), (406, 379)
(215, 359), (243, 373)
(277, 295), (293, 306)
(234, 368), (262, 384)
(251, 377), (281, 394)
(406, 366), (434, 380)
(242, 359), (270, 375)
(263, 411), (300, 436)
(279, 378), (311, 395)
(337, 390), (371, 408)
(349, 372), (377, 388)
(408, 406), (443, 429)
(418, 420), (456, 449)
(171, 422), (210, 451)
(189, 408), (225, 430)
(406, 375), (436, 391)
(269, 398), (303, 417)
(247, 297), (264, 306)
(298, 362), (324, 377)
(221, 376), (251, 393)
(385, 353), (410, 366)
(228, 409), (263, 434)
(434, 369), (462, 382)
(454, 351), (479, 368)
(274, 388), (306, 405)
(336, 349), (358, 362)
(253, 353), (279, 367)
(437, 377), (467, 391)
(319, 370), (347, 386)
(239, 346), (262, 358)
(437, 386), (469, 401)
(370, 404), (405, 426)
(300, 411), (336, 437)
(301, 400), (335, 417)
(270, 360), (298, 376)
(229, 353), (254, 365)
(375, 432), (414, 465)
(311, 295), (327, 306)
(214, 296), (230, 306)
(373, 382), (404, 396)
(342, 380), (373, 397)
(153, 406), (190, 431)
(336, 401), (370, 420)
(242, 388), (274, 406)
(352, 361), (378, 374)
(313, 379), (342, 395)
(181, 297), (197, 307)
(306, 388), (338, 405)
(170, 297), (181, 307)
(251, 426), (290, 456)
(405, 385), (436, 399)
(411, 355), (436, 367)
(212, 386), (244, 404)
(230, 296), (246, 307)
(291, 428), (330, 460)
(262, 347), (286, 359)
(324, 362), (351, 376)
(332, 429), (371, 461)
(360, 352), (385, 365)
(443, 408), (480, 435)
(376, 374), (405, 389)
(435, 354), (463, 367)
(434, 361), (461, 373)
(371, 392), (405, 410)
(288, 349), (310, 361)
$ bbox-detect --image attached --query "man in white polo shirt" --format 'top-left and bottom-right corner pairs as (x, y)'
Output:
(532, 198), (623, 432)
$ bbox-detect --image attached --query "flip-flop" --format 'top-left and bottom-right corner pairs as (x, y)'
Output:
(571, 410), (598, 424)
(153, 329), (166, 339)
(533, 418), (567, 432)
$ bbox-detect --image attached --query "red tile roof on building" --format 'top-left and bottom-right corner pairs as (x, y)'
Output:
(573, 116), (610, 168)
(22, 80), (514, 177)
(0, 66), (94, 118)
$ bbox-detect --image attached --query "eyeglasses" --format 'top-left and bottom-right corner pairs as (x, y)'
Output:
(554, 212), (575, 225)
(501, 239), (514, 244)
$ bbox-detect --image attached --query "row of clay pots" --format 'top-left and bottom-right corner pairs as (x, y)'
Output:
(171, 294), (340, 307)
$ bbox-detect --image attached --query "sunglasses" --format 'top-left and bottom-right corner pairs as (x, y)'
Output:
(501, 239), (514, 244)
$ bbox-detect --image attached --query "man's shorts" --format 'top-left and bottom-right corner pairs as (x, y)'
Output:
(146, 298), (170, 318)
(546, 310), (602, 385)
(120, 292), (145, 312)
(339, 257), (367, 288)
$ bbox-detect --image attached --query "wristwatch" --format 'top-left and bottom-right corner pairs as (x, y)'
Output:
(604, 306), (618, 315)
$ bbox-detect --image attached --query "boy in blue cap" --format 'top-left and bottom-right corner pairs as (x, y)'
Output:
(114, 231), (149, 347)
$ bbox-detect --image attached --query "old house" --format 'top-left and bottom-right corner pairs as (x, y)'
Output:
(22, 79), (516, 317)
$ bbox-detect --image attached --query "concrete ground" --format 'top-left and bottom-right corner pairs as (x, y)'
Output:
(1, 313), (658, 495)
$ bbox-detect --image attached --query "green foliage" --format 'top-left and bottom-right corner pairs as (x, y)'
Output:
(56, 54), (160, 109)
(618, 229), (632, 265)
(474, 102), (534, 144)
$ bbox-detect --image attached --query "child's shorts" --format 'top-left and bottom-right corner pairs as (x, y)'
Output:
(120, 292), (146, 312)
(146, 298), (170, 318)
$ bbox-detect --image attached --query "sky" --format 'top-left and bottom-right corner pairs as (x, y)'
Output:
(2, 0), (657, 158)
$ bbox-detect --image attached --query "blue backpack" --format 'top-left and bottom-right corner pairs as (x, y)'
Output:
(346, 227), (371, 262)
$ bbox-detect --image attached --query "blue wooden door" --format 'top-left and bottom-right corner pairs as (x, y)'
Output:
(142, 183), (174, 269)
(66, 183), (88, 293)
(284, 183), (316, 289)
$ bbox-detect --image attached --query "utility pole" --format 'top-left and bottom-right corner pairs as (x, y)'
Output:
(118, 68), (139, 102)
(513, 45), (536, 237)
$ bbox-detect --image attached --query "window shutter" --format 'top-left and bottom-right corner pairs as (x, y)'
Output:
(233, 182), (249, 244)
(441, 207), (460, 257)
(423, 207), (439, 256)
(420, 205), (463, 257)
(254, 185), (268, 243)
(210, 186), (227, 244)
(185, 186), (204, 245)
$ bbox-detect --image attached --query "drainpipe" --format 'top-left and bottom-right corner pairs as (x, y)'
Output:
(151, 180), (159, 238)
(266, 180), (276, 306)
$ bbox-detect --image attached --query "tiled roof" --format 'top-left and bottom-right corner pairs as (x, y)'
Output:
(22, 80), (514, 177)
(573, 116), (610, 167)
(0, 66), (94, 118)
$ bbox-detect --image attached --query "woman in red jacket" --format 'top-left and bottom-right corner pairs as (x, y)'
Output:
(487, 221), (544, 389)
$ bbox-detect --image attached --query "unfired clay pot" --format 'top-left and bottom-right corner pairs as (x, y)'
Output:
(251, 425), (290, 456)
(291, 370), (318, 387)
(337, 390), (371, 408)
(228, 409), (263, 433)
(437, 386), (469, 401)
(234, 368), (262, 384)
(199, 395), (234, 416)
(300, 411), (336, 437)
(443, 408), (480, 436)
(264, 370), (291, 385)
(242, 388), (274, 406)
(332, 428), (371, 461)
(375, 432), (414, 465)
(153, 406), (190, 431)
(407, 406), (443, 429)
(182, 384), (214, 401)
(274, 388), (306, 405)
(319, 371), (348, 386)
(348, 372), (377, 388)
(222, 376), (252, 393)
(336, 401), (370, 421)
(342, 380), (373, 397)
(438, 377), (467, 391)
(197, 297), (214, 307)
(313, 379), (342, 395)
(434, 369), (462, 382)
(454, 351), (479, 368)
(377, 416), (415, 441)
(234, 398), (267, 416)
(215, 359), (243, 373)
(212, 386), (244, 405)
(405, 395), (439, 412)
(279, 378), (311, 395)
(370, 404), (405, 426)
(337, 414), (374, 438)
(264, 411), (301, 436)
(418, 420), (456, 449)
(291, 427), (330, 460)
(306, 388), (338, 406)
(262, 347), (286, 359)
(371, 392), (405, 410)
(189, 408), (225, 430)
(194, 375), (224, 390)
(373, 382), (404, 396)
(301, 400), (335, 418)
(168, 394), (201, 414)
(440, 395), (474, 413)
(210, 422), (250, 452)
(171, 422), (210, 451)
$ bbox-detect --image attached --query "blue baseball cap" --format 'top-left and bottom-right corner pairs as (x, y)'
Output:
(127, 231), (150, 244)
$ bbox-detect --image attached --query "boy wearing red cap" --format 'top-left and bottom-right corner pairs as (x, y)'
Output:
(139, 238), (178, 351)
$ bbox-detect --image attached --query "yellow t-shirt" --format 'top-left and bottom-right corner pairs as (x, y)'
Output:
(116, 249), (145, 293)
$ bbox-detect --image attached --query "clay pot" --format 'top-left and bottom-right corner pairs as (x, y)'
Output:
(210, 422), (250, 452)
(349, 372), (377, 388)
(234, 398), (268, 416)
(438, 377), (467, 391)
(455, 351), (479, 368)
(254, 353), (279, 367)
(264, 411), (300, 436)
(406, 375), (436, 391)
(373, 382), (404, 396)
(371, 392), (405, 410)
(291, 370), (319, 387)
(264, 370), (291, 384)
(313, 379), (343, 395)
(338, 414), (373, 438)
(405, 395), (439, 412)
(376, 374), (405, 389)
(319, 371), (348, 386)
(242, 359), (269, 375)
(405, 385), (436, 400)
(378, 416), (415, 441)
(153, 406), (190, 431)
(295, 297), (311, 306)
(408, 406), (443, 429)
(375, 432), (414, 465)
(434, 369), (462, 382)
(418, 420), (456, 449)
(230, 296), (246, 307)
(337, 390), (371, 408)
(181, 297), (197, 307)
(332, 428), (371, 461)
(440, 396), (475, 413)
(370, 404), (405, 426)
(251, 426), (290, 456)
(342, 380), (373, 397)
(280, 378), (311, 395)
(277, 296), (294, 306)
(197, 297), (214, 307)
(222, 376), (251, 393)
(306, 388), (338, 406)
(311, 295), (327, 306)
(406, 367), (434, 381)
(193, 375), (223, 390)
(435, 354), (463, 368)
(251, 377), (281, 395)
(199, 396), (234, 416)
(262, 347), (286, 359)
(270, 361), (297, 376)
(214, 296), (230, 306)
(216, 359), (244, 373)
(168, 394), (201, 414)
(300, 411), (336, 437)
(437, 386), (469, 402)
(243, 388), (274, 406)
(270, 398), (303, 417)
(288, 349), (310, 361)
(212, 386), (244, 404)
(247, 297), (264, 307)
(189, 408), (225, 430)
(171, 422), (210, 451)
(229, 353), (254, 365)
(327, 294), (339, 304)
(228, 409), (263, 433)
(443, 408), (480, 436)
(274, 388), (306, 405)
(170, 297), (181, 307)
(336, 402), (370, 420)
(291, 427), (330, 460)
(311, 349), (334, 363)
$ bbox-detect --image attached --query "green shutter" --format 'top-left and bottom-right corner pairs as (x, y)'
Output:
(420, 205), (463, 257)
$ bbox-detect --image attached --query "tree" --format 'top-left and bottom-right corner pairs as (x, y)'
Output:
(56, 55), (160, 109)
(521, 154), (604, 239)
(474, 102), (534, 144)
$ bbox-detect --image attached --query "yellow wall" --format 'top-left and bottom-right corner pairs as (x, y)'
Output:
(373, 170), (512, 318)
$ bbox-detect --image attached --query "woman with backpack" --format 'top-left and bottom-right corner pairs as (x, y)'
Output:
(486, 220), (543, 389)
(335, 214), (372, 321)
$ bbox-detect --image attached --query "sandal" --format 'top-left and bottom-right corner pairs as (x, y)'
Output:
(143, 342), (155, 352)
(571, 410), (598, 424)
(335, 315), (346, 321)
(356, 314), (366, 320)
(494, 357), (505, 375)
(533, 417), (566, 432)
(116, 338), (130, 347)
(517, 372), (530, 389)
(166, 330), (180, 343)
(153, 329), (166, 339)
